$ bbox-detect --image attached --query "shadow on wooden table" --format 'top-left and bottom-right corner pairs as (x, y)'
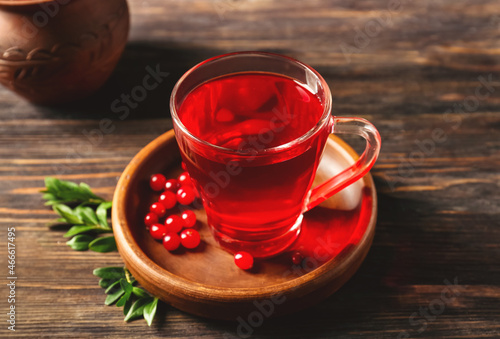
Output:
(28, 42), (219, 119)
(32, 42), (288, 121)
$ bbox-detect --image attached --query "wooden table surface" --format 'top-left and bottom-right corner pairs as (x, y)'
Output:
(1, 0), (499, 338)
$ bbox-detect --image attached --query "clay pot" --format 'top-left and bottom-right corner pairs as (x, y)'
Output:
(0, 0), (129, 105)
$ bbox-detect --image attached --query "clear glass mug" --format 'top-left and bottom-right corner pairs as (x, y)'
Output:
(170, 52), (381, 258)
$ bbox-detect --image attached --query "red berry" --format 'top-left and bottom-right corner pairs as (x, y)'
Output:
(158, 191), (177, 209)
(150, 202), (166, 217)
(150, 223), (166, 240)
(181, 210), (197, 228)
(144, 213), (158, 229)
(165, 215), (183, 233)
(150, 174), (166, 191)
(181, 162), (187, 171)
(177, 186), (195, 205)
(180, 229), (200, 249)
(163, 233), (181, 251)
(291, 251), (304, 265)
(178, 172), (192, 186)
(234, 252), (254, 270)
(164, 179), (180, 192)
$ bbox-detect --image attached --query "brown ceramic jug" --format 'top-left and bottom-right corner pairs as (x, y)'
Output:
(0, 0), (129, 105)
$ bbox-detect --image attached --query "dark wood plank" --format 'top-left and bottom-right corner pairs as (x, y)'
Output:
(0, 0), (499, 338)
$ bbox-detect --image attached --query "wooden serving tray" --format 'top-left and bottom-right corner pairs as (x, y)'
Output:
(112, 130), (377, 321)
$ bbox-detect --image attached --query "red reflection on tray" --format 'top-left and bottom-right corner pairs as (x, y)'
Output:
(273, 187), (373, 272)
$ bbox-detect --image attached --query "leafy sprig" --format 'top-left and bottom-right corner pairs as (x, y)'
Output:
(42, 177), (106, 205)
(43, 178), (115, 252)
(43, 178), (160, 326)
(55, 202), (116, 252)
(94, 267), (158, 325)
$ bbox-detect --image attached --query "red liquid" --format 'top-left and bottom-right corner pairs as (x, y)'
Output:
(176, 73), (330, 257)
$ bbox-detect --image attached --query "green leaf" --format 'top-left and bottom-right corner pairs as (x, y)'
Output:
(66, 234), (93, 251)
(78, 182), (104, 203)
(89, 236), (117, 252)
(105, 286), (125, 305)
(143, 297), (158, 326)
(96, 201), (112, 228)
(124, 297), (154, 322)
(116, 293), (129, 307)
(82, 185), (107, 204)
(46, 217), (68, 227)
(116, 280), (133, 307)
(42, 177), (79, 204)
(99, 278), (116, 289)
(53, 204), (82, 224)
(75, 205), (99, 225)
(43, 177), (77, 197)
(123, 297), (132, 316)
(132, 287), (149, 298)
(121, 279), (133, 293)
(48, 177), (76, 190)
(93, 267), (125, 280)
(42, 177), (106, 205)
(59, 205), (111, 237)
(42, 193), (55, 201)
(105, 279), (123, 294)
(63, 225), (105, 238)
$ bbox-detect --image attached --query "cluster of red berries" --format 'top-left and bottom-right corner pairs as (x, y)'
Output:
(146, 169), (256, 270)
(146, 172), (200, 251)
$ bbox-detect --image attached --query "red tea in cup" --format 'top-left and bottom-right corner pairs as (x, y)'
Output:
(171, 52), (381, 258)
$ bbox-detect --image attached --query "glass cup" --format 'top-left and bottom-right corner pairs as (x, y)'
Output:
(170, 52), (381, 258)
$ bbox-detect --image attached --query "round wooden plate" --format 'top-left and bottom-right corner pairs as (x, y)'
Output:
(112, 130), (377, 321)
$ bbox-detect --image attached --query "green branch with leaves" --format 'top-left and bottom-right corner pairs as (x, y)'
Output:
(43, 177), (159, 326)
(94, 267), (159, 325)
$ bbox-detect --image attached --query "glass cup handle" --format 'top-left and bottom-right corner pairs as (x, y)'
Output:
(305, 116), (381, 211)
